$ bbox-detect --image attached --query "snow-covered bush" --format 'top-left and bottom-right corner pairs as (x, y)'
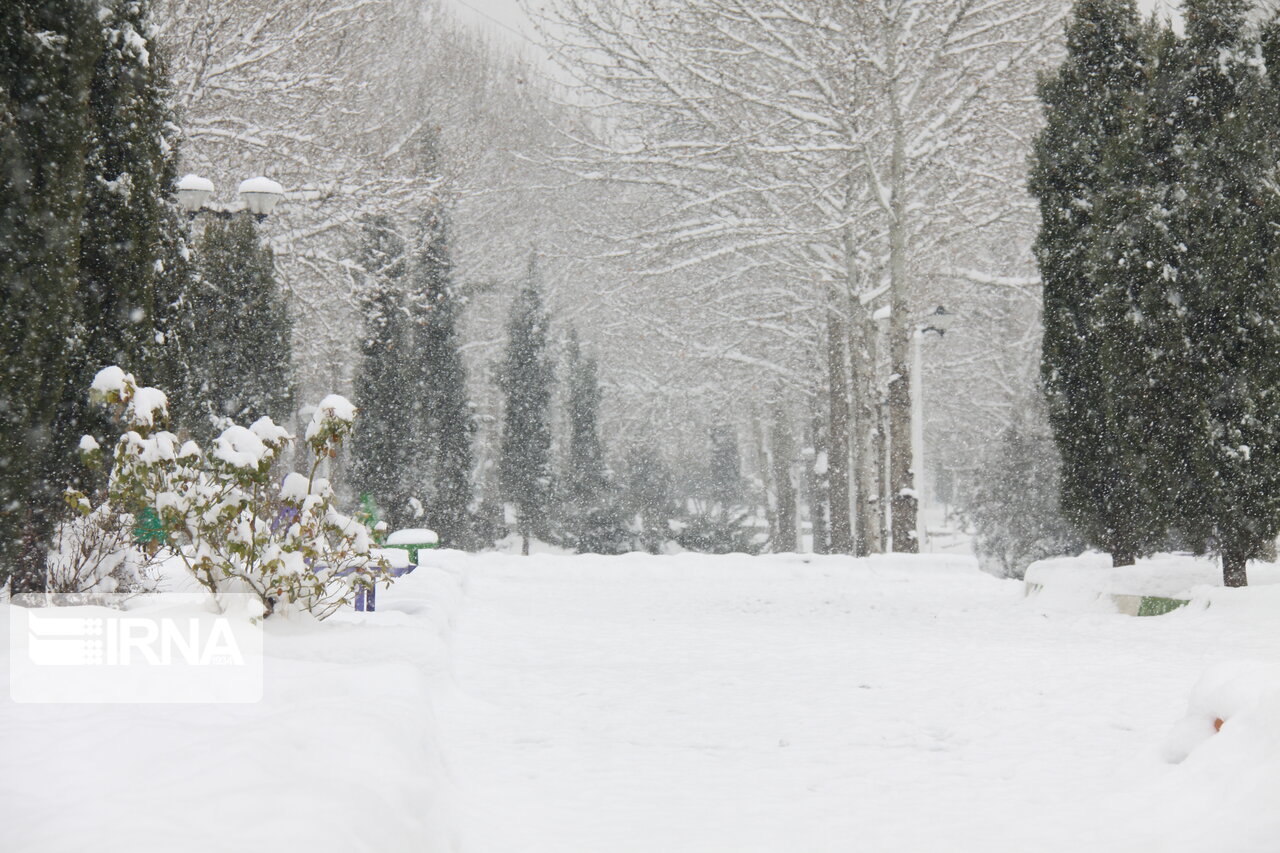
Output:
(46, 500), (159, 595)
(68, 367), (392, 619)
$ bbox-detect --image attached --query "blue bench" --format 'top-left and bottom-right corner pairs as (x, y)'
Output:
(352, 563), (417, 612)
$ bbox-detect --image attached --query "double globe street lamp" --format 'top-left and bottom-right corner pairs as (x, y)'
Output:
(176, 173), (285, 221)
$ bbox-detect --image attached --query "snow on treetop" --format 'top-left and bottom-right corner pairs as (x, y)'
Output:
(213, 424), (270, 469)
(305, 394), (357, 440)
(91, 365), (129, 395)
(79, 435), (100, 452)
(126, 386), (168, 427)
(279, 472), (330, 502)
(250, 416), (292, 445)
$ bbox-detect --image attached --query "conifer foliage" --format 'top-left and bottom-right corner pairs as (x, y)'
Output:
(0, 0), (186, 591)
(404, 209), (474, 547)
(1032, 0), (1157, 567)
(1035, 0), (1280, 585)
(177, 213), (293, 439)
(1162, 1), (1280, 586)
(350, 216), (413, 529)
(561, 328), (626, 554)
(498, 256), (554, 555)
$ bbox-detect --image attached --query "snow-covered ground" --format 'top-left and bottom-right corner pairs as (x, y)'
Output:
(5, 551), (1280, 851)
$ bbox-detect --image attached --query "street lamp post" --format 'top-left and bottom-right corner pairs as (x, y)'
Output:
(176, 173), (284, 221)
(911, 305), (953, 552)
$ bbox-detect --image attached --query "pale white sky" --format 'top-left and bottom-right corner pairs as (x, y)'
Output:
(450, 0), (1183, 42)
(442, 0), (533, 43)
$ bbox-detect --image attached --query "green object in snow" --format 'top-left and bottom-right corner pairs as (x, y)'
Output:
(358, 492), (383, 544)
(134, 507), (166, 545)
(383, 529), (439, 564)
(1137, 596), (1189, 617)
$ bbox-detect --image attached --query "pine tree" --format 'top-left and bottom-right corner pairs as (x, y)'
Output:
(770, 408), (797, 553)
(707, 423), (742, 509)
(561, 328), (626, 553)
(0, 1), (127, 591)
(498, 254), (554, 555)
(59, 0), (188, 500)
(76, 1), (178, 380)
(350, 216), (413, 529)
(620, 443), (674, 553)
(183, 213), (293, 440)
(1031, 0), (1160, 566)
(965, 398), (1086, 579)
(404, 208), (474, 547)
(1161, 1), (1280, 586)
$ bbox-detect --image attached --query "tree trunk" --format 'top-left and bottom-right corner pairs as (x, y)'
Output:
(827, 311), (854, 554)
(884, 37), (917, 554)
(771, 410), (797, 553)
(808, 415), (829, 555)
(851, 311), (879, 556)
(1223, 553), (1248, 588)
(1111, 549), (1136, 568)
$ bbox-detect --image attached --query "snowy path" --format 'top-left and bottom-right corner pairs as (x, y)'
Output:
(433, 552), (1280, 853)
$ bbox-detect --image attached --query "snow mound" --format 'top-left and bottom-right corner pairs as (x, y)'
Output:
(90, 365), (129, 396)
(387, 528), (439, 545)
(212, 424), (269, 469)
(1164, 661), (1280, 763)
(1026, 552), (1280, 610)
(0, 564), (466, 852)
(305, 394), (356, 440)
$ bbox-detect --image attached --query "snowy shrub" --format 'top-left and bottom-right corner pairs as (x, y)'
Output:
(46, 502), (159, 595)
(963, 416), (1085, 579)
(68, 367), (392, 619)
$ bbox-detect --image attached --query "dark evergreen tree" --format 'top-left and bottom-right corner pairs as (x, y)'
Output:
(350, 216), (413, 529)
(1160, 1), (1280, 586)
(707, 422), (742, 508)
(0, 1), (148, 591)
(182, 213), (293, 439)
(965, 401), (1086, 579)
(770, 408), (797, 552)
(620, 443), (675, 553)
(560, 329), (626, 554)
(76, 2), (178, 380)
(1031, 0), (1159, 566)
(674, 423), (758, 554)
(404, 208), (474, 547)
(58, 0), (189, 501)
(498, 254), (554, 555)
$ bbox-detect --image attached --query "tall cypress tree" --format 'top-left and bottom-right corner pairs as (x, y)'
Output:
(707, 423), (742, 508)
(620, 442), (674, 554)
(350, 215), (413, 528)
(404, 208), (474, 547)
(770, 407), (797, 553)
(498, 254), (554, 555)
(58, 0), (187, 498)
(561, 328), (625, 553)
(1031, 0), (1159, 566)
(1163, 1), (1280, 586)
(0, 0), (183, 589)
(181, 213), (293, 439)
(76, 1), (178, 380)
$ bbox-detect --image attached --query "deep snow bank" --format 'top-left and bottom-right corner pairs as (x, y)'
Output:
(0, 562), (466, 853)
(1026, 551), (1280, 611)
